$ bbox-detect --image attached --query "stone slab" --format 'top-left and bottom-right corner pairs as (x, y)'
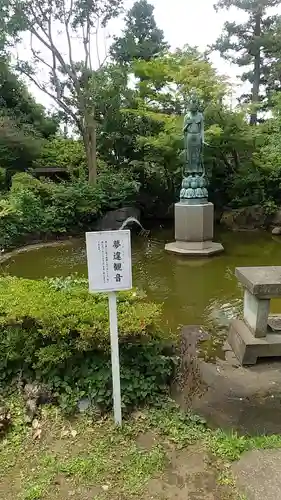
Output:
(235, 266), (281, 298)
(232, 449), (281, 500)
(165, 241), (224, 257)
(175, 202), (214, 242)
(227, 318), (281, 365)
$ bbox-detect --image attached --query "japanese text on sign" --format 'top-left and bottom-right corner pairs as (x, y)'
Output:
(86, 230), (132, 292)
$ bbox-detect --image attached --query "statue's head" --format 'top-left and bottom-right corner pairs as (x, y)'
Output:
(188, 92), (200, 112)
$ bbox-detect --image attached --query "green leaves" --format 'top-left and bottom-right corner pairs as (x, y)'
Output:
(213, 0), (281, 119)
(0, 169), (139, 249)
(110, 0), (169, 64)
(0, 276), (174, 412)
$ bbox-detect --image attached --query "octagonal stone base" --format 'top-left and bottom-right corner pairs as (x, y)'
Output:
(165, 240), (224, 257)
(165, 201), (224, 257)
(175, 202), (214, 242)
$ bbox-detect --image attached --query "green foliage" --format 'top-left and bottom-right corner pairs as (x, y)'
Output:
(208, 428), (281, 461)
(147, 404), (208, 446)
(213, 0), (281, 122)
(0, 60), (58, 139)
(1, 0), (125, 182)
(0, 276), (162, 348)
(0, 171), (139, 249)
(0, 277), (174, 412)
(0, 60), (58, 176)
(0, 115), (42, 174)
(110, 0), (169, 64)
(34, 138), (87, 174)
(107, 49), (229, 215)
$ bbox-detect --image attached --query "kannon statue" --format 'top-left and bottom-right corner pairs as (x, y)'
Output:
(180, 92), (208, 202)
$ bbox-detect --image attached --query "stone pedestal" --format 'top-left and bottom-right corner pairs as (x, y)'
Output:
(227, 266), (281, 365)
(165, 201), (224, 257)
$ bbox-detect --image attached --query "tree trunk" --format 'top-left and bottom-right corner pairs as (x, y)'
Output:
(250, 13), (261, 126)
(83, 114), (97, 185)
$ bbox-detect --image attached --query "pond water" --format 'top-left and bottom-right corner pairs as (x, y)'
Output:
(2, 228), (281, 335)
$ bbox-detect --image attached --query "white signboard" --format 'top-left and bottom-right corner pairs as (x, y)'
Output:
(86, 230), (132, 293)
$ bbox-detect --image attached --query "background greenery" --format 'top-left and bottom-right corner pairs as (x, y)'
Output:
(0, 0), (279, 237)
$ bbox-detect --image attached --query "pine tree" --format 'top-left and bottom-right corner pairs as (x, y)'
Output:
(213, 0), (281, 124)
(110, 0), (169, 64)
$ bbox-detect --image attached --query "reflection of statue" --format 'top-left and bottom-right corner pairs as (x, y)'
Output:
(180, 92), (208, 203)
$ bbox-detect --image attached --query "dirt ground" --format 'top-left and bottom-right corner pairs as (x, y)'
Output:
(0, 403), (238, 500)
(143, 441), (234, 500)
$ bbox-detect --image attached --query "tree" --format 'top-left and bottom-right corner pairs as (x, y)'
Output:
(1, 0), (124, 184)
(0, 115), (42, 176)
(213, 0), (281, 125)
(132, 47), (227, 113)
(0, 59), (59, 178)
(119, 49), (229, 213)
(0, 59), (58, 138)
(110, 0), (169, 64)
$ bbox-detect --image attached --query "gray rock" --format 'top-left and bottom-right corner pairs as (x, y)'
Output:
(23, 383), (53, 421)
(221, 205), (266, 231)
(96, 207), (141, 231)
(272, 226), (281, 235)
(78, 398), (91, 413)
(191, 358), (281, 435)
(272, 207), (281, 226)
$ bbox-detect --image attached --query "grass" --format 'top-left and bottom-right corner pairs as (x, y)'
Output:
(1, 397), (281, 499)
(0, 399), (167, 500)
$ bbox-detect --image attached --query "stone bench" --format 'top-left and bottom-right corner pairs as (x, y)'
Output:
(227, 267), (281, 365)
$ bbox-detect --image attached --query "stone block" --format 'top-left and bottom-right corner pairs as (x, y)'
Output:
(228, 319), (281, 365)
(243, 289), (269, 338)
(175, 202), (214, 242)
(235, 267), (281, 299)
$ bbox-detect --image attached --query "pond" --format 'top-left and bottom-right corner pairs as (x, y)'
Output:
(2, 227), (281, 337)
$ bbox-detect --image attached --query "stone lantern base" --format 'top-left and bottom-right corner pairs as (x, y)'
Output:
(165, 201), (224, 257)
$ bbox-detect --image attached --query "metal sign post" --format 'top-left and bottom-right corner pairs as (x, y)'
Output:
(86, 230), (132, 426)
(108, 291), (122, 425)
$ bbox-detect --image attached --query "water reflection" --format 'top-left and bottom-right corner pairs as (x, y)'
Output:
(2, 228), (281, 333)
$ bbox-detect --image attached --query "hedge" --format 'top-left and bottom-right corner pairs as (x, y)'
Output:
(0, 277), (175, 412)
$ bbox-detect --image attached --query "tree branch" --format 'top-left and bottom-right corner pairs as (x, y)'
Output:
(19, 64), (82, 131)
(63, 0), (75, 72)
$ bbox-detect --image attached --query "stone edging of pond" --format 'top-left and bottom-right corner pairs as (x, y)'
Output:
(0, 238), (78, 265)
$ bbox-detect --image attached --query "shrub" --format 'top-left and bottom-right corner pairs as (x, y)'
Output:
(0, 277), (174, 413)
(0, 171), (139, 249)
(34, 138), (87, 175)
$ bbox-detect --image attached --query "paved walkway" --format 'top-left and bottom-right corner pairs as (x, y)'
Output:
(232, 449), (281, 500)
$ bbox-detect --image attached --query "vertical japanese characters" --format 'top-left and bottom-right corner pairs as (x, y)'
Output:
(86, 230), (132, 293)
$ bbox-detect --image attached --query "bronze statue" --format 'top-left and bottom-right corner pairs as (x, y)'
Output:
(180, 92), (208, 203)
